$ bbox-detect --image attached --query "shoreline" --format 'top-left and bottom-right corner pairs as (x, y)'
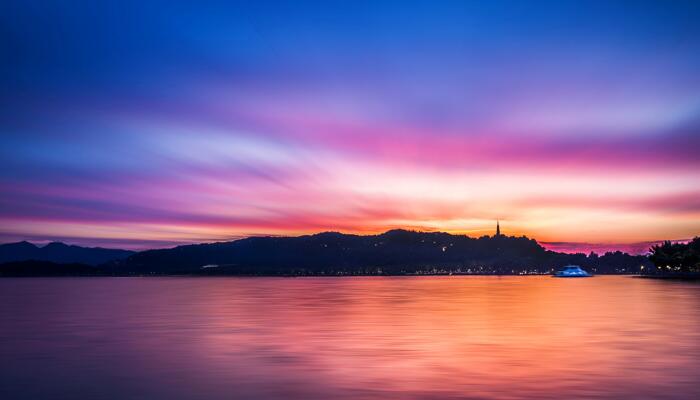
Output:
(634, 274), (700, 281)
(1, 273), (639, 278)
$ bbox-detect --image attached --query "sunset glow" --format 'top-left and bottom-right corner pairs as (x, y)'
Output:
(1, 1), (699, 251)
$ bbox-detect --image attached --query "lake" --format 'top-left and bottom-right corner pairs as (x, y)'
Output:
(1, 276), (699, 399)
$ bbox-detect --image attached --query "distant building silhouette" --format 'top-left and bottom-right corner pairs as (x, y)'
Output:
(496, 220), (501, 237)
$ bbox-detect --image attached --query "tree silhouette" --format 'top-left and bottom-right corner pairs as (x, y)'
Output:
(649, 237), (700, 274)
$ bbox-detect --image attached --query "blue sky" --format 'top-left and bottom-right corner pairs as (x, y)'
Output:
(1, 1), (699, 251)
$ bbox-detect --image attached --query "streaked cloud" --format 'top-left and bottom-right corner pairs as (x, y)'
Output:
(1, 1), (699, 251)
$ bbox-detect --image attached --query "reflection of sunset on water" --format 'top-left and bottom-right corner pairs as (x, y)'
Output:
(5, 277), (691, 398)
(195, 277), (698, 398)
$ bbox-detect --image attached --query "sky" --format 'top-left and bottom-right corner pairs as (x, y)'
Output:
(1, 1), (699, 253)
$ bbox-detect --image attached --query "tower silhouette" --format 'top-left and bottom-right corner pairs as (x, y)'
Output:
(496, 220), (501, 237)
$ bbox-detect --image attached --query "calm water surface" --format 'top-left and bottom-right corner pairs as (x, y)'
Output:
(1, 276), (699, 399)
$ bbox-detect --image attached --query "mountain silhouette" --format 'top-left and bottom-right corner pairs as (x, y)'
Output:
(0, 241), (134, 265)
(108, 230), (650, 275)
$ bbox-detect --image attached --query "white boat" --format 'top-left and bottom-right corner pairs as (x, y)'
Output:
(553, 265), (592, 277)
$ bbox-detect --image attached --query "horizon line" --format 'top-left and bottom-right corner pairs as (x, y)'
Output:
(2, 228), (694, 255)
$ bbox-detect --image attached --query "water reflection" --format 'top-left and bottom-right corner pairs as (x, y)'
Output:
(1, 276), (699, 399)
